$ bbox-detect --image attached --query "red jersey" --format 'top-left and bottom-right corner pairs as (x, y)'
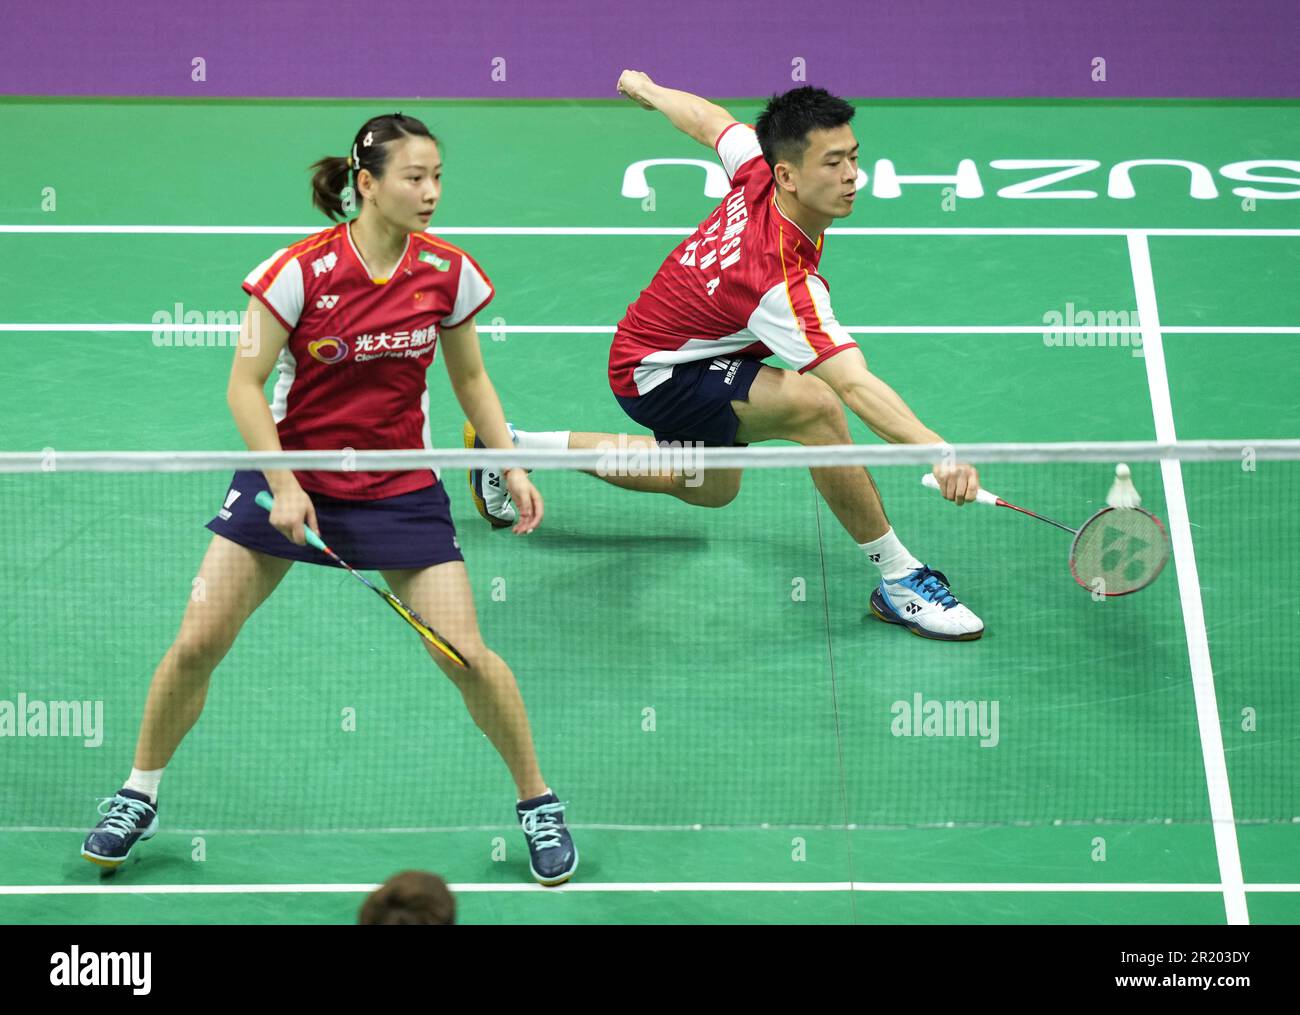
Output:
(609, 123), (857, 398)
(242, 222), (494, 499)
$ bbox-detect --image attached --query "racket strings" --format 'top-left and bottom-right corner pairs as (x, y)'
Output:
(1070, 507), (1170, 594)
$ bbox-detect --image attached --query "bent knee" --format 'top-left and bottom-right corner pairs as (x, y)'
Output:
(430, 636), (493, 677)
(790, 382), (849, 444)
(170, 623), (236, 670)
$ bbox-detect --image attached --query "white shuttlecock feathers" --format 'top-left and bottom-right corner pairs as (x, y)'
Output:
(1107, 462), (1142, 509)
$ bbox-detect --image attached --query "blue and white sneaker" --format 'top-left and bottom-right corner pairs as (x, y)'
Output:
(516, 791), (578, 887)
(869, 565), (984, 641)
(463, 420), (518, 528)
(81, 789), (158, 869)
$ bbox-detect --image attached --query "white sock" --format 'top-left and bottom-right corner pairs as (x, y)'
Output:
(859, 528), (922, 581)
(124, 767), (164, 803)
(512, 428), (570, 451)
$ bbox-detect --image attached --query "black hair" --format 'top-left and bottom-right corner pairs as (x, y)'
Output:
(754, 87), (856, 170)
(310, 113), (438, 221)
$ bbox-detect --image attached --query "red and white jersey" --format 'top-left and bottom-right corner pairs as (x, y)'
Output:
(242, 222), (493, 500)
(609, 123), (858, 398)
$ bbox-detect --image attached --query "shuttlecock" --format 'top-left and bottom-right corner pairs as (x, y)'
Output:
(1107, 463), (1142, 509)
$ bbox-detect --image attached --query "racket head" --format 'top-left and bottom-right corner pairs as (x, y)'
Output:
(1069, 506), (1171, 596)
(377, 589), (469, 668)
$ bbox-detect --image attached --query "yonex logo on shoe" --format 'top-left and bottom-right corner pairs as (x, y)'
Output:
(50, 947), (151, 995)
(890, 693), (1000, 748)
(904, 602), (922, 615)
(0, 694), (103, 747)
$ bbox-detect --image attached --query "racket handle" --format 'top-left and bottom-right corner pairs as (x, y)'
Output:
(254, 490), (328, 552)
(920, 472), (999, 506)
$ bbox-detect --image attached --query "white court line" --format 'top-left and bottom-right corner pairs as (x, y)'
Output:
(3, 324), (1299, 335)
(1127, 231), (1249, 927)
(1, 225), (1299, 237)
(3, 881), (1300, 896)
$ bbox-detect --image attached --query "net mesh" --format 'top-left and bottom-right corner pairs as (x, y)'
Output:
(1, 442), (1297, 833)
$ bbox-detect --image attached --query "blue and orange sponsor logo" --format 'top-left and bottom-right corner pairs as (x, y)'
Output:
(307, 336), (349, 364)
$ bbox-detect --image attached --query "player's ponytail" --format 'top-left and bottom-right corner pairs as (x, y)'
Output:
(309, 155), (352, 220)
(309, 112), (438, 222)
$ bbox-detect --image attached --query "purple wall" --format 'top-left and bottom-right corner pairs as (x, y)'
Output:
(3, 0), (1298, 98)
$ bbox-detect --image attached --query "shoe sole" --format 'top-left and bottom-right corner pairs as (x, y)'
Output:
(80, 820), (158, 869)
(463, 421), (512, 529)
(869, 593), (984, 642)
(531, 847), (579, 887)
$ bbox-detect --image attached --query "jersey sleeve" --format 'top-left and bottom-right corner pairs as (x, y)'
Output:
(242, 250), (305, 332)
(748, 272), (859, 373)
(441, 252), (495, 328)
(714, 122), (765, 184)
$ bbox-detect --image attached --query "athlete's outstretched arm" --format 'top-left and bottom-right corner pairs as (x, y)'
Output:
(617, 69), (736, 148)
(812, 347), (981, 506)
(440, 316), (543, 534)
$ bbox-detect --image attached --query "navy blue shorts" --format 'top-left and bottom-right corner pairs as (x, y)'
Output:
(615, 357), (763, 446)
(205, 470), (464, 571)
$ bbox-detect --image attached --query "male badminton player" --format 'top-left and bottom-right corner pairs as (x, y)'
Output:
(82, 113), (578, 886)
(469, 74), (983, 641)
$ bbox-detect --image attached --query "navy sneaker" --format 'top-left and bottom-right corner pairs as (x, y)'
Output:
(81, 789), (158, 869)
(516, 791), (578, 886)
(869, 565), (984, 641)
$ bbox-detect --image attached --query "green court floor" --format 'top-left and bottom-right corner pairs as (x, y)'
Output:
(1, 98), (1298, 924)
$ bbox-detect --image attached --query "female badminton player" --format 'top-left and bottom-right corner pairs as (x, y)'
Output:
(81, 113), (578, 886)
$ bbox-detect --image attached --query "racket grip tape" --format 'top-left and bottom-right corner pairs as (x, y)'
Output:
(254, 490), (328, 552)
(920, 472), (999, 506)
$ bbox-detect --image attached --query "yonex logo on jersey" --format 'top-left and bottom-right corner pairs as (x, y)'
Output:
(316, 295), (340, 309)
(311, 252), (339, 277)
(418, 251), (451, 271)
(308, 337), (350, 364)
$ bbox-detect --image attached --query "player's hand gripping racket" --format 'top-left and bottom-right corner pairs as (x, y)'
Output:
(920, 472), (1171, 596)
(254, 491), (468, 667)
